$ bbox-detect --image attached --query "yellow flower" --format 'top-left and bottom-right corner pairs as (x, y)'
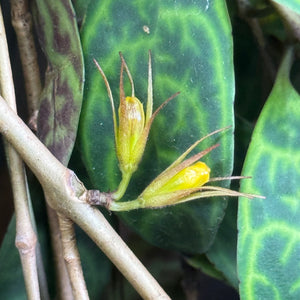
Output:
(136, 138), (218, 208)
(107, 127), (263, 211)
(92, 53), (264, 210)
(152, 161), (210, 194)
(94, 52), (179, 200)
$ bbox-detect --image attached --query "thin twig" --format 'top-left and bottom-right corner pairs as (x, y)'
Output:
(9, 157), (40, 300)
(25, 178), (50, 300)
(0, 95), (171, 300)
(46, 205), (74, 300)
(0, 5), (40, 299)
(47, 192), (86, 299)
(10, 0), (41, 129)
(58, 214), (89, 300)
(10, 1), (51, 297)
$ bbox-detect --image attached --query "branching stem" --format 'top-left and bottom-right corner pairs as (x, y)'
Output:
(0, 95), (170, 300)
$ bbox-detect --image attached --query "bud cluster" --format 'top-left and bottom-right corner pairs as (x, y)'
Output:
(93, 52), (262, 212)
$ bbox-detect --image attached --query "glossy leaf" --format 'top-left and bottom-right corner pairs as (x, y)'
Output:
(33, 0), (84, 165)
(204, 118), (255, 289)
(206, 199), (239, 289)
(238, 48), (300, 300)
(271, 0), (300, 14)
(79, 0), (234, 253)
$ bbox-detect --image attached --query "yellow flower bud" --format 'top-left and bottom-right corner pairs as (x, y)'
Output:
(117, 96), (145, 173)
(156, 162), (210, 194)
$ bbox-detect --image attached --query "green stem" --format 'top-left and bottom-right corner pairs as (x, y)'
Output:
(109, 199), (143, 211)
(112, 171), (132, 200)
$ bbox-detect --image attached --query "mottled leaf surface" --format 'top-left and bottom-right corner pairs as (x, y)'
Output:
(238, 49), (300, 300)
(79, 0), (234, 254)
(33, 0), (84, 165)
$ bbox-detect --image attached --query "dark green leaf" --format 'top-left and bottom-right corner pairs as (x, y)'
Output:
(238, 48), (300, 299)
(79, 0), (234, 254)
(185, 254), (226, 282)
(206, 199), (239, 289)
